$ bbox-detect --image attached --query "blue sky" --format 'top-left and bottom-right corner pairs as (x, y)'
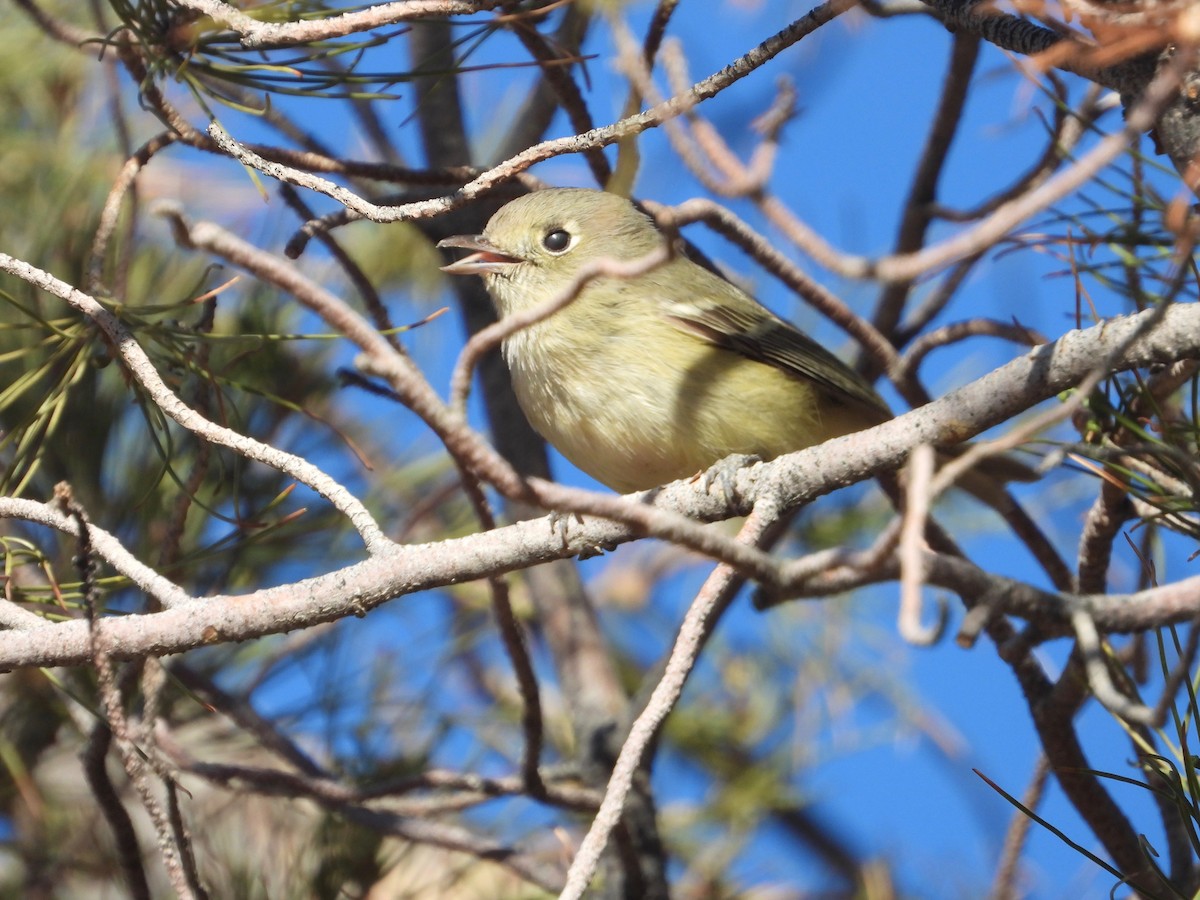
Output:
(191, 1), (1198, 896)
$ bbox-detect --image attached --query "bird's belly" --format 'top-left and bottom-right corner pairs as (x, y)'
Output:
(507, 336), (875, 493)
(516, 370), (710, 493)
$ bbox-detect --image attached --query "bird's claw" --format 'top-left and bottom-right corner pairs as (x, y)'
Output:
(701, 453), (762, 508)
(548, 509), (614, 558)
(548, 509), (581, 545)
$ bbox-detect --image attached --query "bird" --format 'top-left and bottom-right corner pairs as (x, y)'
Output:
(437, 188), (965, 494)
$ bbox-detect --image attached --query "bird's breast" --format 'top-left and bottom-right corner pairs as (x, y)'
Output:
(501, 322), (873, 492)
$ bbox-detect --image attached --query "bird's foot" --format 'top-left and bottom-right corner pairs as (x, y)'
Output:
(700, 453), (762, 509)
(548, 509), (614, 559)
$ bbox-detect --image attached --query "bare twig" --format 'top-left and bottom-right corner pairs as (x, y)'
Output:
(989, 755), (1049, 900)
(0, 252), (390, 552)
(205, 0), (859, 222)
(870, 32), (981, 349)
(762, 48), (1194, 282)
(0, 302), (1194, 669)
(170, 0), (502, 48)
(82, 724), (153, 900)
(560, 500), (785, 899)
(899, 444), (945, 644)
(61, 484), (197, 899)
(0, 497), (190, 609)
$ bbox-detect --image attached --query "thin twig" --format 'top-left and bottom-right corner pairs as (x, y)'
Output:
(899, 444), (945, 644)
(170, 0), (502, 48)
(559, 500), (785, 899)
(0, 252), (390, 553)
(204, 1), (860, 223)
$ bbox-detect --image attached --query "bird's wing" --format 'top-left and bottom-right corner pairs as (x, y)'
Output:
(664, 294), (891, 418)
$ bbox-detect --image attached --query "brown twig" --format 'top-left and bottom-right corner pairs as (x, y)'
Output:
(988, 755), (1049, 900)
(869, 32), (981, 356)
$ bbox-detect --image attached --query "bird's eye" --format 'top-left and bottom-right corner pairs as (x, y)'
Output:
(542, 229), (572, 253)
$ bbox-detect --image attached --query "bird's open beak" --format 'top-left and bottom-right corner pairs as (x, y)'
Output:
(437, 235), (522, 276)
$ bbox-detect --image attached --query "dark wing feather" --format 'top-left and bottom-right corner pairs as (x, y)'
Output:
(666, 298), (891, 418)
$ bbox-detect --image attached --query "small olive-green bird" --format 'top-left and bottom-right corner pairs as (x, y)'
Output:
(437, 188), (899, 493)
